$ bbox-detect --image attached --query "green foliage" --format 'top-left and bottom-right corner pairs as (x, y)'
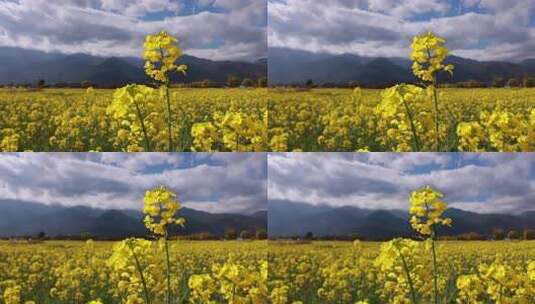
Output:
(227, 75), (240, 88)
(241, 78), (254, 87)
(257, 77), (268, 88)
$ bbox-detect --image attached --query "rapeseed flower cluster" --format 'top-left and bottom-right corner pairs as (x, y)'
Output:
(410, 32), (454, 83)
(143, 31), (187, 83)
(267, 33), (534, 152)
(409, 186), (452, 236)
(143, 185), (185, 236)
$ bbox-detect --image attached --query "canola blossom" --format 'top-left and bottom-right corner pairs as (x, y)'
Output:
(268, 87), (535, 152)
(410, 32), (454, 83)
(0, 31), (268, 152)
(142, 31), (187, 151)
(0, 88), (267, 152)
(268, 186), (535, 304)
(143, 186), (185, 236)
(268, 32), (534, 152)
(269, 240), (535, 304)
(409, 186), (452, 237)
(1, 32), (534, 152)
(143, 31), (187, 84)
(0, 240), (268, 304)
(0, 185), (268, 304)
(1, 183), (535, 304)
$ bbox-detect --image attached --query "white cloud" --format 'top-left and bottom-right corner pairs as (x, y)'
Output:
(0, 0), (266, 61)
(368, 0), (450, 18)
(0, 153), (267, 214)
(268, 153), (535, 214)
(100, 0), (182, 17)
(268, 0), (535, 62)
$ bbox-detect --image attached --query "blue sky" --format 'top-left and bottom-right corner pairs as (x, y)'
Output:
(268, 153), (535, 214)
(0, 153), (267, 214)
(268, 0), (535, 62)
(2, 152), (534, 215)
(0, 0), (267, 61)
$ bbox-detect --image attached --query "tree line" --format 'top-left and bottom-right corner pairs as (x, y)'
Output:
(2, 228), (268, 242)
(0, 76), (268, 89)
(273, 229), (535, 242)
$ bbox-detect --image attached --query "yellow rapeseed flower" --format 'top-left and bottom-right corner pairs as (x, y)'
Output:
(409, 186), (452, 236)
(143, 31), (187, 83)
(143, 185), (185, 236)
(410, 32), (454, 82)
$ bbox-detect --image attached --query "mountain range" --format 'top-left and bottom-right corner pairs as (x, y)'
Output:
(269, 200), (535, 240)
(0, 47), (267, 87)
(0, 200), (267, 239)
(268, 47), (535, 87)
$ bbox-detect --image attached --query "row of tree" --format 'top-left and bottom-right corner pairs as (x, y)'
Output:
(0, 76), (269, 89)
(491, 228), (535, 240)
(444, 76), (535, 88)
(442, 229), (535, 241)
(179, 76), (267, 88)
(3, 228), (269, 242)
(280, 76), (535, 89)
(177, 229), (268, 241)
(274, 229), (535, 242)
(9, 229), (535, 242)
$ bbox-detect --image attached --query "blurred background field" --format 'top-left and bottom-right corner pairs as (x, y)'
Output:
(269, 240), (535, 303)
(0, 240), (268, 304)
(268, 87), (535, 152)
(0, 88), (267, 152)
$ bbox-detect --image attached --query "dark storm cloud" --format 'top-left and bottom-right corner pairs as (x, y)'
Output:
(0, 5), (134, 44)
(268, 153), (535, 214)
(268, 0), (535, 62)
(0, 153), (267, 214)
(0, 0), (266, 61)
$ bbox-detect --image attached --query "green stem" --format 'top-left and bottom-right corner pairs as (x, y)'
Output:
(131, 248), (152, 304)
(158, 46), (173, 152)
(432, 83), (440, 151)
(402, 98), (421, 152)
(164, 231), (172, 304)
(426, 47), (441, 151)
(133, 100), (151, 152)
(165, 82), (173, 152)
(431, 233), (439, 304)
(399, 249), (418, 304)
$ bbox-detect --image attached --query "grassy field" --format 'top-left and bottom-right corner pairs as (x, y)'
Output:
(0, 88), (267, 152)
(269, 240), (535, 303)
(268, 87), (535, 152)
(0, 240), (267, 304)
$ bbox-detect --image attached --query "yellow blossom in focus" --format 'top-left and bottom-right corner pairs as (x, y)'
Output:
(409, 186), (452, 236)
(143, 31), (187, 83)
(410, 32), (454, 82)
(143, 185), (185, 236)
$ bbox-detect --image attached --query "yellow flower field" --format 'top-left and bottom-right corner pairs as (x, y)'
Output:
(269, 186), (535, 304)
(269, 33), (535, 153)
(269, 240), (535, 304)
(268, 87), (535, 152)
(1, 32), (534, 152)
(0, 185), (268, 304)
(0, 240), (267, 304)
(4, 239), (535, 304)
(0, 88), (267, 152)
(2, 184), (535, 304)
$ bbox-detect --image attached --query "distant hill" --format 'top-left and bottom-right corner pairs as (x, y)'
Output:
(269, 200), (535, 240)
(0, 200), (267, 239)
(268, 47), (535, 87)
(0, 47), (267, 87)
